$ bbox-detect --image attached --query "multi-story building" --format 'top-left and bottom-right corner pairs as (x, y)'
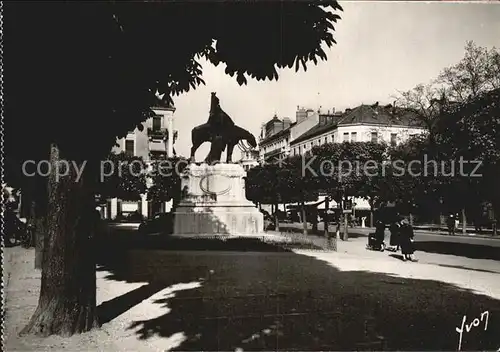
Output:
(289, 102), (426, 215)
(105, 101), (178, 220)
(290, 108), (343, 156)
(239, 148), (260, 171)
(258, 114), (295, 163)
(112, 103), (177, 161)
(257, 103), (426, 220)
(290, 103), (425, 156)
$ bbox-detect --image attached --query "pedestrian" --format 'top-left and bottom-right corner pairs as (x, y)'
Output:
(447, 213), (456, 235)
(399, 218), (417, 261)
(388, 220), (401, 252)
(367, 220), (386, 251)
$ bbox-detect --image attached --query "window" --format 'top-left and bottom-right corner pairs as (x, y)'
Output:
(324, 137), (327, 144)
(152, 116), (161, 131)
(332, 135), (335, 143)
(310, 142), (313, 148)
(351, 132), (357, 142)
(125, 140), (135, 156)
(343, 132), (349, 142)
(371, 132), (378, 143)
(391, 133), (397, 146)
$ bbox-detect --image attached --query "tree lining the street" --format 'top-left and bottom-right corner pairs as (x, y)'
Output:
(245, 158), (319, 233)
(97, 152), (148, 201)
(4, 1), (344, 337)
(389, 41), (500, 226)
(146, 156), (189, 212)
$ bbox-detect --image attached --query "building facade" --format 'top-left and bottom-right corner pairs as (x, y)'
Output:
(289, 103), (426, 212)
(258, 114), (294, 163)
(105, 102), (178, 220)
(290, 104), (425, 156)
(239, 148), (260, 171)
(257, 103), (427, 217)
(112, 104), (177, 161)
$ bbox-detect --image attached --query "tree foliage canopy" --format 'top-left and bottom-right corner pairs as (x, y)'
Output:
(5, 1), (343, 161)
(147, 157), (189, 203)
(97, 153), (147, 201)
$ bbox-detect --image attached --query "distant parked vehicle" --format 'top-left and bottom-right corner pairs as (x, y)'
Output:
(115, 210), (144, 223)
(138, 213), (174, 235)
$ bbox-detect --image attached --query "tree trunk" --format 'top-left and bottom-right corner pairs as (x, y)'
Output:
(343, 213), (348, 241)
(34, 216), (47, 270)
(409, 213), (414, 227)
(29, 177), (48, 269)
(493, 202), (499, 236)
(312, 209), (318, 234)
(324, 198), (336, 250)
(301, 201), (308, 236)
(342, 197), (349, 240)
(21, 143), (99, 337)
(274, 202), (279, 232)
(370, 210), (374, 228)
(324, 198), (329, 238)
(462, 208), (467, 235)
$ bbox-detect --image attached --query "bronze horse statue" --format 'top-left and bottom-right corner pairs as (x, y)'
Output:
(190, 92), (257, 164)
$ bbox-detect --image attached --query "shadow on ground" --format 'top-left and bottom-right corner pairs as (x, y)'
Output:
(96, 233), (500, 351)
(415, 241), (500, 261)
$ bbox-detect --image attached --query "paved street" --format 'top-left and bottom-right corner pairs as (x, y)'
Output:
(279, 222), (500, 253)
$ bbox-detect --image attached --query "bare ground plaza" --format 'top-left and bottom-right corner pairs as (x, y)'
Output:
(4, 227), (500, 351)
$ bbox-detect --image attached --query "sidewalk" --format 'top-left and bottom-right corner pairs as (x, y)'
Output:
(294, 236), (500, 300)
(4, 248), (159, 352)
(268, 229), (500, 275)
(278, 222), (500, 240)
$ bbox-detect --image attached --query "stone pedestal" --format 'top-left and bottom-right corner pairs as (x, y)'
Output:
(173, 163), (264, 238)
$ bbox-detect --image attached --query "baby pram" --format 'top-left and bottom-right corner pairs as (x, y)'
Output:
(366, 221), (386, 251)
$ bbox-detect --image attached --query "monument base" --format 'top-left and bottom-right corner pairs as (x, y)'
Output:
(173, 163), (264, 238)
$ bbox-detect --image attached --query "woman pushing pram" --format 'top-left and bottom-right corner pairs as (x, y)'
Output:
(366, 220), (386, 251)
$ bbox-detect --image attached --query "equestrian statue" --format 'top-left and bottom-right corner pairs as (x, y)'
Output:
(190, 92), (257, 164)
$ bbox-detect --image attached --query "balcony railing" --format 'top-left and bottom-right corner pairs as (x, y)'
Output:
(147, 128), (179, 141)
(147, 127), (166, 139)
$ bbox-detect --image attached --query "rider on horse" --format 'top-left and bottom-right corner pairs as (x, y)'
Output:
(190, 93), (256, 164)
(208, 92), (234, 134)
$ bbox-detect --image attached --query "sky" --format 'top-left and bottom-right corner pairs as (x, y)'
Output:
(171, 1), (500, 159)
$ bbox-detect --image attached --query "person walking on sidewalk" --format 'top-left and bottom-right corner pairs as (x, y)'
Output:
(399, 218), (417, 261)
(388, 220), (401, 252)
